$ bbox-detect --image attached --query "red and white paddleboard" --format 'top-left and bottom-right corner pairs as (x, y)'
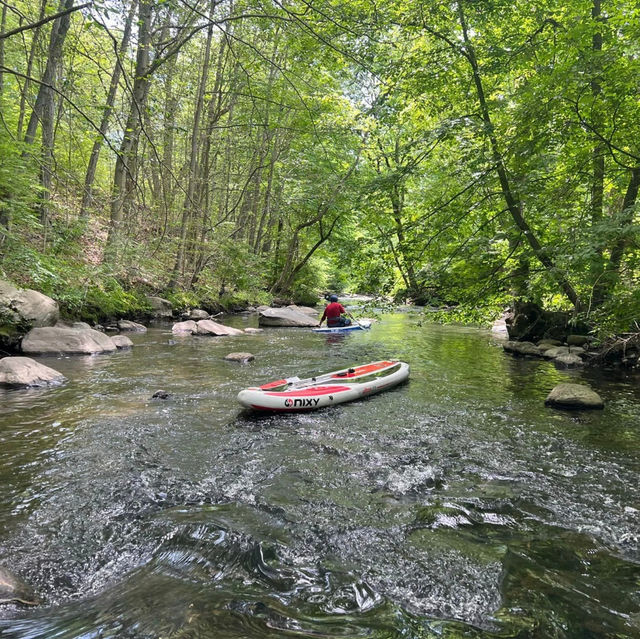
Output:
(237, 360), (409, 412)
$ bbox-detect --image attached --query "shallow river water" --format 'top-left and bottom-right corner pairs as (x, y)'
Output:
(1, 313), (639, 638)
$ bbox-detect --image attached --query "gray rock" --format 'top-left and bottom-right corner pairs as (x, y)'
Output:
(196, 320), (245, 336)
(188, 309), (209, 320)
(146, 296), (173, 318)
(542, 346), (570, 359)
(0, 280), (59, 329)
(72, 322), (92, 330)
(287, 304), (319, 316)
(21, 327), (117, 355)
(258, 307), (320, 327)
(545, 383), (604, 409)
(0, 356), (66, 387)
(502, 341), (542, 357)
(537, 339), (563, 348)
(111, 335), (133, 349)
(491, 318), (509, 334)
(152, 390), (170, 399)
(0, 566), (39, 605)
(172, 320), (197, 334)
(243, 327), (264, 334)
(224, 352), (255, 363)
(117, 320), (147, 332)
(255, 305), (270, 313)
(553, 353), (583, 368)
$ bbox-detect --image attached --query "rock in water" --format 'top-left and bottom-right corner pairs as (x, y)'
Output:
(0, 356), (66, 387)
(21, 327), (117, 355)
(172, 320), (198, 334)
(0, 566), (39, 605)
(111, 335), (134, 349)
(258, 307), (320, 327)
(152, 390), (170, 399)
(196, 320), (244, 336)
(224, 352), (255, 363)
(545, 383), (604, 409)
(117, 320), (147, 332)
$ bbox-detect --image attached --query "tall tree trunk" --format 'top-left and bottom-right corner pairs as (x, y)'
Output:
(17, 0), (48, 139)
(589, 0), (607, 305)
(590, 166), (640, 307)
(24, 0), (74, 145)
(456, 0), (581, 309)
(23, 0), (75, 228)
(80, 0), (137, 217)
(168, 0), (215, 288)
(105, 0), (152, 260)
(0, 2), (7, 97)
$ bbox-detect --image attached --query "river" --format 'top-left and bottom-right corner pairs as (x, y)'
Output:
(0, 313), (639, 638)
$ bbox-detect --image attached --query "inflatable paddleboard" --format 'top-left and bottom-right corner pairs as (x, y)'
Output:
(237, 360), (409, 412)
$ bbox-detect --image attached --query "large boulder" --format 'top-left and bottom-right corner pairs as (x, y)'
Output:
(196, 320), (245, 336)
(21, 327), (117, 355)
(146, 296), (173, 318)
(545, 383), (604, 409)
(172, 320), (198, 334)
(0, 281), (59, 333)
(258, 307), (320, 327)
(0, 356), (66, 387)
(287, 304), (318, 316)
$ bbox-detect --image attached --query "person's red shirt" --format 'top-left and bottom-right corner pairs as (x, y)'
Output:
(321, 302), (345, 323)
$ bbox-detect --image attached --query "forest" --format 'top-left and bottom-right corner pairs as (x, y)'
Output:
(0, 0), (638, 333)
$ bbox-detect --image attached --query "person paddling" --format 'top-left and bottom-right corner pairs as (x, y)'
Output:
(319, 294), (353, 327)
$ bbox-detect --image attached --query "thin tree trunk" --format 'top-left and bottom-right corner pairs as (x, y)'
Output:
(23, 0), (75, 228)
(168, 0), (215, 288)
(105, 0), (152, 259)
(24, 0), (74, 146)
(17, 0), (48, 139)
(80, 0), (137, 217)
(0, 3), (8, 97)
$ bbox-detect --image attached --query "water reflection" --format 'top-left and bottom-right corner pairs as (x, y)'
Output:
(0, 315), (639, 637)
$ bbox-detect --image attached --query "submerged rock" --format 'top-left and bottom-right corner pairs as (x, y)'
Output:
(545, 383), (604, 409)
(224, 352), (255, 363)
(258, 307), (320, 327)
(0, 566), (39, 605)
(21, 327), (117, 355)
(152, 390), (170, 399)
(244, 327), (264, 334)
(0, 356), (66, 387)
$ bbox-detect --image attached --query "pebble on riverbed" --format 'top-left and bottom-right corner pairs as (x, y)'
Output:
(151, 390), (171, 399)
